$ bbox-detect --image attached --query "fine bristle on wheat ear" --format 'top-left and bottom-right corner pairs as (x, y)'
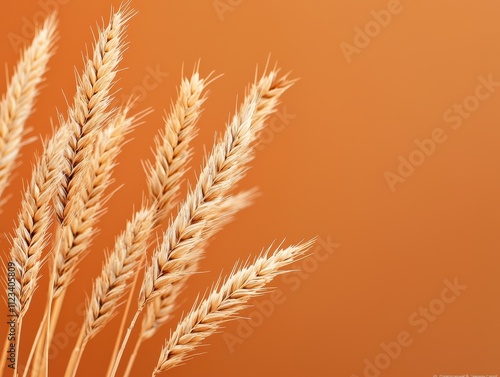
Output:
(139, 70), (295, 308)
(0, 14), (57, 206)
(152, 239), (316, 375)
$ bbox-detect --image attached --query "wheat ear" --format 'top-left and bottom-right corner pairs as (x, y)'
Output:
(50, 3), (134, 303)
(0, 14), (57, 207)
(109, 69), (293, 377)
(34, 10), (135, 366)
(9, 124), (68, 377)
(140, 69), (293, 307)
(40, 11), (135, 368)
(105, 69), (210, 375)
(152, 239), (315, 374)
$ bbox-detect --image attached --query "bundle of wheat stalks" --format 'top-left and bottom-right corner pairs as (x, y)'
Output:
(1, 3), (315, 376)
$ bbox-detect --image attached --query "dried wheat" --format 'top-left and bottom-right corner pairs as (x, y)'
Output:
(0, 14), (57, 206)
(139, 70), (294, 307)
(152, 239), (315, 374)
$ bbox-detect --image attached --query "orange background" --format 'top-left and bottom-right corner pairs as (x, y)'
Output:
(1, 1), (499, 376)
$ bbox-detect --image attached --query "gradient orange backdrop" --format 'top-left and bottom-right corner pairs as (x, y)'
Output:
(1, 1), (499, 376)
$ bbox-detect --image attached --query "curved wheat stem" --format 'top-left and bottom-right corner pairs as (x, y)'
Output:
(0, 14), (57, 207)
(152, 239), (315, 375)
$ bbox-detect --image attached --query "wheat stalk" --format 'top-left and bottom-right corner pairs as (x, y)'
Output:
(105, 69), (211, 374)
(152, 239), (315, 375)
(0, 14), (57, 208)
(50, 3), (133, 303)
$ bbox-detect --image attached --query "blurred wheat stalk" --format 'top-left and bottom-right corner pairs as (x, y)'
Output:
(0, 3), (315, 377)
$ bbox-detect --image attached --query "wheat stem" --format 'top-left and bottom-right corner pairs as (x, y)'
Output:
(0, 334), (9, 376)
(106, 263), (142, 377)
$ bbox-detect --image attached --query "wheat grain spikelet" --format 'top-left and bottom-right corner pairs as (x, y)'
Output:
(140, 189), (258, 340)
